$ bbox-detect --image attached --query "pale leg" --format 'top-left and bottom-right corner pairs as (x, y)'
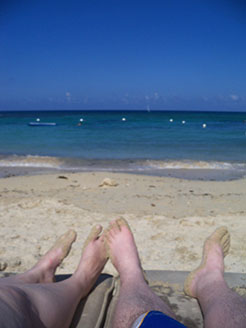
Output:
(106, 219), (176, 328)
(184, 227), (246, 328)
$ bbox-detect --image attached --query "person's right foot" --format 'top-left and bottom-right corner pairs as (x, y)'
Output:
(73, 225), (108, 296)
(106, 218), (144, 282)
(184, 226), (230, 298)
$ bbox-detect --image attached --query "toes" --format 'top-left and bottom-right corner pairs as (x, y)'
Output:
(205, 227), (230, 259)
(113, 220), (121, 230)
(109, 220), (121, 233)
(63, 229), (77, 238)
(105, 218), (131, 252)
(65, 229), (77, 241)
(222, 239), (230, 252)
(89, 225), (103, 240)
(221, 232), (230, 246)
(116, 218), (130, 230)
(210, 226), (228, 241)
(55, 229), (77, 246)
(107, 218), (129, 239)
(103, 235), (111, 259)
(214, 227), (230, 257)
(82, 225), (103, 251)
(223, 234), (231, 257)
(104, 220), (122, 258)
(223, 242), (230, 257)
(51, 229), (77, 259)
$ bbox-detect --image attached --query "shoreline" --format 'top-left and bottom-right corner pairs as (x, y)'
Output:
(0, 171), (246, 275)
(1, 154), (246, 181)
(1, 165), (245, 181)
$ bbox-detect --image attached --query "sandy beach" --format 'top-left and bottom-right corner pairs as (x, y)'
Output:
(0, 171), (246, 276)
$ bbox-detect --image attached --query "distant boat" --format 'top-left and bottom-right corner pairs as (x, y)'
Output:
(28, 122), (57, 126)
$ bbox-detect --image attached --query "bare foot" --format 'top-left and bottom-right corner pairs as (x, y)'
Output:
(106, 218), (144, 282)
(184, 226), (230, 298)
(0, 230), (77, 285)
(30, 229), (77, 283)
(73, 225), (108, 295)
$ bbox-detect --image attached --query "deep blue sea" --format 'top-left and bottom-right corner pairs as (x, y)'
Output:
(1, 110), (246, 180)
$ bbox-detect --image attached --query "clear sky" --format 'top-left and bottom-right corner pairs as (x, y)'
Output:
(1, 0), (246, 111)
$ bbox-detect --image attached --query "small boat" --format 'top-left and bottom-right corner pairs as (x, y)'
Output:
(28, 122), (57, 126)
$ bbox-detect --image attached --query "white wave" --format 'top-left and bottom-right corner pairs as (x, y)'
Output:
(145, 160), (246, 170)
(0, 155), (63, 169)
(1, 155), (246, 173)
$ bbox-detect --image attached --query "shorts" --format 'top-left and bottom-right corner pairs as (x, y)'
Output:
(131, 311), (187, 328)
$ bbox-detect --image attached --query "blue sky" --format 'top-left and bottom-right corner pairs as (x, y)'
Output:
(1, 0), (246, 111)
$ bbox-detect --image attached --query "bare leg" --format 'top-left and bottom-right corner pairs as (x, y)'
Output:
(106, 218), (176, 328)
(0, 225), (108, 328)
(0, 229), (77, 285)
(184, 226), (246, 328)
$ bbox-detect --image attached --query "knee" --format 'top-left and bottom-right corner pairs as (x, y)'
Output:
(0, 285), (28, 305)
(0, 286), (29, 314)
(0, 285), (46, 327)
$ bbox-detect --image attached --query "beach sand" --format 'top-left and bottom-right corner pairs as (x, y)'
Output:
(0, 171), (246, 276)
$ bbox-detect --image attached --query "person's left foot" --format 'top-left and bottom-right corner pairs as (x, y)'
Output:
(29, 229), (77, 283)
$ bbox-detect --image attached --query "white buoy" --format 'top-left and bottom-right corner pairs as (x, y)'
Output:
(36, 118), (40, 122)
(202, 123), (207, 128)
(182, 120), (186, 124)
(122, 117), (126, 121)
(169, 118), (173, 122)
(79, 118), (83, 122)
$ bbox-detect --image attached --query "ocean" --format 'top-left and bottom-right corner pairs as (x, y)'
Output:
(0, 110), (246, 180)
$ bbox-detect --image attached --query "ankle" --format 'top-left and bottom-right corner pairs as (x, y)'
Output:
(119, 268), (146, 285)
(195, 270), (225, 297)
(72, 271), (92, 293)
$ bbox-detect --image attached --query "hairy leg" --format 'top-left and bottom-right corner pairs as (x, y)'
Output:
(0, 225), (108, 328)
(0, 230), (77, 285)
(106, 218), (176, 328)
(184, 226), (246, 328)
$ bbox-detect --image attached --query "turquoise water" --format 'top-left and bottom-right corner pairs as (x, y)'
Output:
(0, 110), (246, 179)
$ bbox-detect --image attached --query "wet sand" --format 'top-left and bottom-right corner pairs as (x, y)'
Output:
(0, 171), (246, 276)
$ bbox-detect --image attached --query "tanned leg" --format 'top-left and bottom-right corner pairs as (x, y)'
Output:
(0, 225), (108, 328)
(184, 226), (246, 328)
